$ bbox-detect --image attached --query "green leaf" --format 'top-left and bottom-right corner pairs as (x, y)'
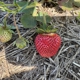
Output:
(17, 1), (36, 14)
(73, 0), (80, 7)
(21, 14), (36, 28)
(58, 0), (73, 11)
(22, 7), (34, 14)
(17, 1), (40, 11)
(17, 1), (27, 7)
(18, 1), (29, 13)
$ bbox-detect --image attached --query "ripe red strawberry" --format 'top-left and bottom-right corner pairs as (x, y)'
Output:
(35, 33), (61, 58)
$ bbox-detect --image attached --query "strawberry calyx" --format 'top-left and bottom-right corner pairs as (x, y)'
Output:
(0, 26), (13, 34)
(37, 25), (57, 34)
(36, 13), (57, 34)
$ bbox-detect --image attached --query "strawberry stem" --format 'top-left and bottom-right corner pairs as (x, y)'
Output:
(43, 13), (46, 25)
(13, 14), (21, 38)
(3, 13), (9, 28)
(42, 13), (47, 30)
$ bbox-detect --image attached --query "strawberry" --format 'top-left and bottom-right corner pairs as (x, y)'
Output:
(14, 37), (29, 49)
(0, 27), (12, 43)
(35, 33), (61, 58)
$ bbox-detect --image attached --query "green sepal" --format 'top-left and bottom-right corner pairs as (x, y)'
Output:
(0, 26), (14, 34)
(7, 29), (15, 34)
(46, 28), (58, 33)
(36, 28), (46, 34)
(37, 26), (58, 34)
(0, 24), (16, 30)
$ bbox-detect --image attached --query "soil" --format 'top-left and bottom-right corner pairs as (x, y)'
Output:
(0, 0), (80, 80)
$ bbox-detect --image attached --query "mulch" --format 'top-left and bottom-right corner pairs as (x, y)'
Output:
(0, 0), (80, 80)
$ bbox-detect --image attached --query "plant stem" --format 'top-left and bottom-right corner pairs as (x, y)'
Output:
(42, 13), (47, 30)
(13, 14), (21, 38)
(43, 13), (46, 24)
(5, 4), (14, 7)
(3, 13), (9, 28)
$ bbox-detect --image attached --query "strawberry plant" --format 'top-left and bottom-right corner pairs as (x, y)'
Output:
(0, 0), (41, 48)
(0, 0), (62, 57)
